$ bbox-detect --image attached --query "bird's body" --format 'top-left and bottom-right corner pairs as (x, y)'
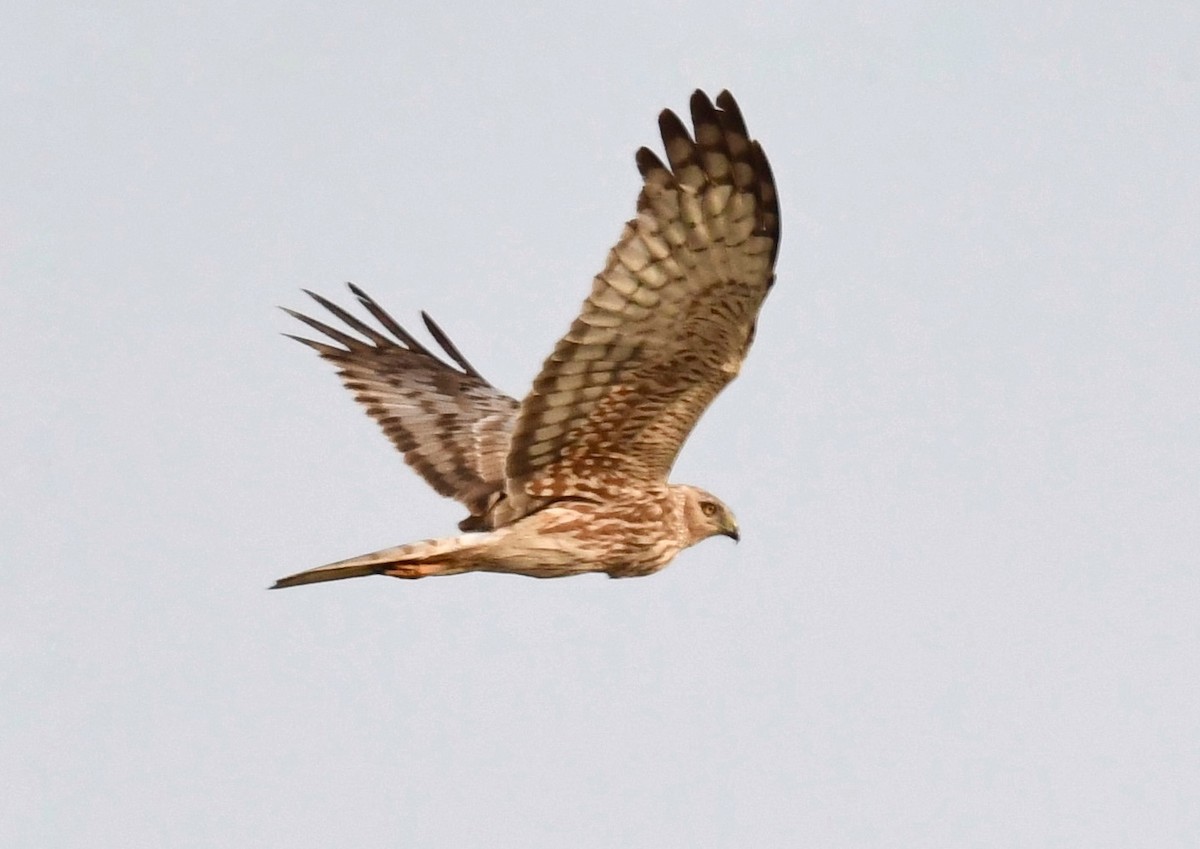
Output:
(273, 484), (736, 587)
(273, 90), (778, 589)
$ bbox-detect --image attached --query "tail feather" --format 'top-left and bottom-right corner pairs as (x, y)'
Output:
(271, 533), (493, 589)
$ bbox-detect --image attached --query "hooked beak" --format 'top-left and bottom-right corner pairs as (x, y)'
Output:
(721, 520), (740, 543)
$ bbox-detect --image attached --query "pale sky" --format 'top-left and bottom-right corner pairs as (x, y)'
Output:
(3, 2), (1198, 847)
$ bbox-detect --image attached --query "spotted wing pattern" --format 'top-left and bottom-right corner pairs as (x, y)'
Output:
(284, 285), (518, 524)
(503, 90), (779, 516)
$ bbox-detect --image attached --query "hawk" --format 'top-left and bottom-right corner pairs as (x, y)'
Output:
(273, 90), (779, 588)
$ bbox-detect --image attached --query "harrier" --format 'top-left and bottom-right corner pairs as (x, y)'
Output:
(273, 90), (779, 588)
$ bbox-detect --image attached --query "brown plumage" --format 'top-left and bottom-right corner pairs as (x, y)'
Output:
(273, 89), (778, 589)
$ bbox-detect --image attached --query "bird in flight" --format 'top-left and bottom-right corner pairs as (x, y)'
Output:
(273, 90), (779, 589)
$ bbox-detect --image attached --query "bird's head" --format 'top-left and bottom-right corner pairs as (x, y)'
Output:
(678, 485), (740, 545)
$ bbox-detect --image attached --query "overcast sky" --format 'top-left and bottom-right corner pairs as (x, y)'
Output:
(3, 2), (1198, 847)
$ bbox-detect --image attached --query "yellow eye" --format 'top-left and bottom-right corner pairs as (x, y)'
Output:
(701, 502), (718, 517)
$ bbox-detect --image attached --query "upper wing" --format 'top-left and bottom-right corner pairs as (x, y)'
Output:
(503, 90), (780, 515)
(285, 284), (518, 523)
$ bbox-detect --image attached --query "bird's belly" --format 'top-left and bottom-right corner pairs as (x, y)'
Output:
(483, 509), (680, 579)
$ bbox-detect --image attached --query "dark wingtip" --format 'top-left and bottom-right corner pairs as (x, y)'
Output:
(657, 107), (690, 145)
(419, 311), (484, 379)
(636, 146), (666, 178)
(714, 90), (748, 137)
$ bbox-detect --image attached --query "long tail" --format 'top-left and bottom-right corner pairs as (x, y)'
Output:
(271, 533), (496, 589)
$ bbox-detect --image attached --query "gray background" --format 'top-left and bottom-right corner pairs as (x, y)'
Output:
(3, 2), (1197, 846)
